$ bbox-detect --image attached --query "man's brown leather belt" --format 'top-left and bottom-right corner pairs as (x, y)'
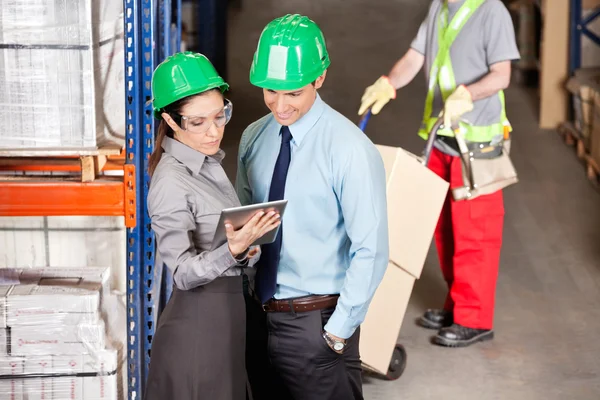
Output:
(262, 295), (339, 313)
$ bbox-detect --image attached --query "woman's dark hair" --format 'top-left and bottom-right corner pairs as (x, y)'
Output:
(147, 89), (222, 176)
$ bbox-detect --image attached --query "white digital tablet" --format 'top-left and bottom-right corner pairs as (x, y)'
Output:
(210, 200), (288, 251)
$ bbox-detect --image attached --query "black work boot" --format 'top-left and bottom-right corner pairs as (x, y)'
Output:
(418, 309), (453, 330)
(433, 323), (494, 347)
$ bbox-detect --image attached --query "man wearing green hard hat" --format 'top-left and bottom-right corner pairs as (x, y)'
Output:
(237, 14), (389, 399)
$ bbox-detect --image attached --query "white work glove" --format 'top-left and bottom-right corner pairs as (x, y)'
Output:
(358, 76), (397, 115)
(443, 85), (473, 128)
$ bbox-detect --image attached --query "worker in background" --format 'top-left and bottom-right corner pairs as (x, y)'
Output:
(358, 0), (520, 347)
(144, 52), (280, 400)
(236, 14), (389, 400)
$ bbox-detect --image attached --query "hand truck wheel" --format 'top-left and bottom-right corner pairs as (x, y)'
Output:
(384, 344), (407, 381)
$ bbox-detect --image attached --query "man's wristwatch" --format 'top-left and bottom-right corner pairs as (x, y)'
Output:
(322, 331), (346, 354)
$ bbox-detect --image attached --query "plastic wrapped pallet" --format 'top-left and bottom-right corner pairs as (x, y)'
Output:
(0, 266), (125, 400)
(566, 68), (600, 146)
(0, 0), (125, 149)
(590, 92), (600, 170)
(0, 350), (119, 400)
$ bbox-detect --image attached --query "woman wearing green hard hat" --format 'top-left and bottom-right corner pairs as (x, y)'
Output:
(144, 51), (280, 400)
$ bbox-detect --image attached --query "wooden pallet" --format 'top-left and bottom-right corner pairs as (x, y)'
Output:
(0, 145), (124, 183)
(584, 154), (600, 185)
(557, 122), (588, 160)
(557, 122), (600, 186)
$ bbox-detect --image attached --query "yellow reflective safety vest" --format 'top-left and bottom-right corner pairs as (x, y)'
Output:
(418, 0), (511, 142)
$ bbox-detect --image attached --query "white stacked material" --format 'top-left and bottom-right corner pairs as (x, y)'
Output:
(0, 0), (125, 149)
(11, 320), (106, 356)
(0, 267), (123, 400)
(0, 349), (118, 400)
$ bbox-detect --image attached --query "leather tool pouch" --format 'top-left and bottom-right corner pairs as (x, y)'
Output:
(452, 134), (518, 201)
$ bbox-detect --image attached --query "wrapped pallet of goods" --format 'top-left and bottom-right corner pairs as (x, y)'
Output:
(0, 267), (126, 400)
(565, 68), (600, 148)
(588, 92), (600, 177)
(0, 0), (125, 149)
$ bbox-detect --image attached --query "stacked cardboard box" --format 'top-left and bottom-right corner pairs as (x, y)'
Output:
(565, 68), (600, 147)
(565, 68), (600, 173)
(0, 350), (118, 400)
(591, 91), (600, 170)
(359, 146), (449, 376)
(0, 267), (123, 400)
(0, 0), (125, 149)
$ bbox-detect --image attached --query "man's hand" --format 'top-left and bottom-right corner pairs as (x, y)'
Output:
(358, 76), (396, 116)
(323, 330), (347, 354)
(443, 85), (473, 128)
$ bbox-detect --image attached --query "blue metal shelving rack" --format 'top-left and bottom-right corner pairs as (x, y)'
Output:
(123, 0), (181, 398)
(570, 0), (600, 74)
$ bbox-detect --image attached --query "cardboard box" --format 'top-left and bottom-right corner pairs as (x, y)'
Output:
(22, 355), (52, 400)
(590, 93), (600, 169)
(0, 267), (109, 327)
(0, 356), (24, 400)
(52, 355), (84, 400)
(11, 321), (106, 356)
(566, 68), (600, 144)
(20, 351), (118, 400)
(359, 145), (448, 375)
(83, 350), (119, 400)
(7, 284), (101, 327)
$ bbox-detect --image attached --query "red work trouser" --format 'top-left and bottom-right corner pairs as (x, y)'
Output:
(427, 147), (504, 330)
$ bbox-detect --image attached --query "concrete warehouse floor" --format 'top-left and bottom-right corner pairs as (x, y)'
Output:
(218, 1), (600, 399)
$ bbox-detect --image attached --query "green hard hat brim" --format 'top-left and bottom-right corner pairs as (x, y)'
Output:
(152, 82), (229, 119)
(250, 59), (330, 91)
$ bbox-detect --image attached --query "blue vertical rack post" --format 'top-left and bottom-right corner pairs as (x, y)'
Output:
(124, 0), (158, 398)
(125, 0), (184, 397)
(156, 0), (176, 310)
(570, 0), (600, 74)
(140, 0), (157, 386)
(124, 0), (144, 398)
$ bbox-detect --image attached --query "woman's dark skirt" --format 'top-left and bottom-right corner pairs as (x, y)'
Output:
(145, 275), (246, 400)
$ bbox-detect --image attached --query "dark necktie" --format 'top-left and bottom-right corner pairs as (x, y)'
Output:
(255, 126), (293, 303)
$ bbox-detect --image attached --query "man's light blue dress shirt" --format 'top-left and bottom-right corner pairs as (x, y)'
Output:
(235, 94), (389, 339)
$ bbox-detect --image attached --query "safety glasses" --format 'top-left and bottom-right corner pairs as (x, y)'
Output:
(172, 99), (233, 134)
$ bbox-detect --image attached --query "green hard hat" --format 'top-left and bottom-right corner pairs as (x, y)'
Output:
(249, 14), (330, 91)
(152, 51), (229, 119)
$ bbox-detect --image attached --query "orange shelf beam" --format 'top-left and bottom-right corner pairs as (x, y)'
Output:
(0, 158), (125, 173)
(0, 164), (136, 227)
